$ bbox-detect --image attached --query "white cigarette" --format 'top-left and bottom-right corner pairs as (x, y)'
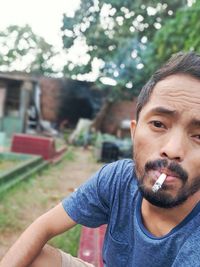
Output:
(152, 173), (167, 192)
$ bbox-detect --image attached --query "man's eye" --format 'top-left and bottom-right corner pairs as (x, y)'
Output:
(193, 135), (200, 140)
(150, 121), (165, 128)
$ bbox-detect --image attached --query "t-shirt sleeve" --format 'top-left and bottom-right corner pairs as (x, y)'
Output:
(62, 161), (122, 227)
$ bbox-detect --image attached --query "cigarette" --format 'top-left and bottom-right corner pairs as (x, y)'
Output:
(152, 173), (167, 192)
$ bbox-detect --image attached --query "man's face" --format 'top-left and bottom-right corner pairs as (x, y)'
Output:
(131, 74), (200, 208)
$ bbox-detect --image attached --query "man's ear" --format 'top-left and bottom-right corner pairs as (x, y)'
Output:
(130, 120), (137, 141)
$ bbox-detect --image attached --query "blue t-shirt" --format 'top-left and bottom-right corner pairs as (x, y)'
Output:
(62, 159), (200, 267)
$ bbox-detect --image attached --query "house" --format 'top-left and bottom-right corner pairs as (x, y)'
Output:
(0, 71), (135, 140)
(0, 72), (39, 137)
(93, 99), (137, 137)
(39, 77), (105, 129)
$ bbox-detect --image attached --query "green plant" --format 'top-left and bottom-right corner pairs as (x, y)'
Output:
(49, 225), (81, 256)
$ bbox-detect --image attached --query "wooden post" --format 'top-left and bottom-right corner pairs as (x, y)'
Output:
(20, 81), (32, 133)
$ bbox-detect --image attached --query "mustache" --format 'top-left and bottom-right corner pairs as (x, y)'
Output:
(144, 159), (188, 183)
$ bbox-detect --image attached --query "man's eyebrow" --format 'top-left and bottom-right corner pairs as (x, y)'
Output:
(149, 107), (177, 116)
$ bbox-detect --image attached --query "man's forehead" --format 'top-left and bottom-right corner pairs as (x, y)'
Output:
(148, 74), (200, 106)
(138, 74), (200, 121)
(144, 105), (200, 122)
(152, 74), (200, 95)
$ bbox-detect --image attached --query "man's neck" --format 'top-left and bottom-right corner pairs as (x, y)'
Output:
(141, 192), (200, 237)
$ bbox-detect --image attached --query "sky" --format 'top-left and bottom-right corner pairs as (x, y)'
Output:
(0, 0), (84, 76)
(0, 0), (80, 49)
(0, 0), (195, 84)
(0, 0), (106, 82)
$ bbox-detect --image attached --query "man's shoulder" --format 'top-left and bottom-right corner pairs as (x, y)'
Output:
(104, 158), (134, 172)
(101, 159), (135, 180)
(98, 159), (137, 191)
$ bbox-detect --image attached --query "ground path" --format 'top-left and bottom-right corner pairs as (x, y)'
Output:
(0, 147), (102, 258)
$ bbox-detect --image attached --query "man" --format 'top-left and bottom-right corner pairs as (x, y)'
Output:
(1, 51), (200, 267)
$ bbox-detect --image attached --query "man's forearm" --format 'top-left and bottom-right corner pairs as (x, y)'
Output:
(0, 216), (50, 267)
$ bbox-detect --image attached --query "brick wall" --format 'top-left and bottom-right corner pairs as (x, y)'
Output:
(101, 99), (137, 135)
(39, 76), (136, 133)
(39, 77), (62, 121)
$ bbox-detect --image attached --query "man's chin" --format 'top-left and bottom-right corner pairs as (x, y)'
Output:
(138, 186), (188, 209)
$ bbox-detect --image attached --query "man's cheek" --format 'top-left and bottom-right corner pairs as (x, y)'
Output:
(134, 152), (145, 178)
(134, 143), (149, 163)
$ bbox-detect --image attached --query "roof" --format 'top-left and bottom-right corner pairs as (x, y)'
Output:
(0, 71), (38, 83)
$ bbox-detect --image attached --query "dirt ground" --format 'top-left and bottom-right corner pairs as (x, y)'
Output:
(0, 147), (102, 258)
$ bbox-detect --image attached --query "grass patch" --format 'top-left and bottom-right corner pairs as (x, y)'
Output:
(61, 147), (75, 162)
(0, 174), (51, 231)
(0, 159), (22, 174)
(0, 148), (81, 255)
(49, 225), (81, 256)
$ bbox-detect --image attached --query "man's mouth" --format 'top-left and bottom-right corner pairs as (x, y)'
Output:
(149, 170), (180, 184)
(144, 159), (188, 187)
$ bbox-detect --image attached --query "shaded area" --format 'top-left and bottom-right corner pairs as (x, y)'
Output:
(57, 79), (105, 128)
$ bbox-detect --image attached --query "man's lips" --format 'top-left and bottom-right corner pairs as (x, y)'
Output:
(149, 170), (180, 183)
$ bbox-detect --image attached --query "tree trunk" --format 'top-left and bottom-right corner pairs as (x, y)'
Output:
(92, 100), (112, 131)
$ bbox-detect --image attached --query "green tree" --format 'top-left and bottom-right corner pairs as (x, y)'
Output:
(151, 0), (200, 69)
(0, 24), (57, 75)
(61, 0), (187, 99)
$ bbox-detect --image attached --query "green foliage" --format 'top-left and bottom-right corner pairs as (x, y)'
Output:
(61, 0), (186, 99)
(49, 225), (81, 256)
(0, 24), (57, 75)
(151, 1), (200, 68)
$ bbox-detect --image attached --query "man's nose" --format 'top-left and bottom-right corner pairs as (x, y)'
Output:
(160, 129), (185, 162)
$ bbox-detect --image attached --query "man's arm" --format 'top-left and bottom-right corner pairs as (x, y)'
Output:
(0, 203), (76, 267)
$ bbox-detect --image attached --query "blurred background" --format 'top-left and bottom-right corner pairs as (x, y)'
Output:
(0, 0), (199, 261)
(0, 0), (197, 144)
